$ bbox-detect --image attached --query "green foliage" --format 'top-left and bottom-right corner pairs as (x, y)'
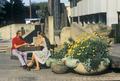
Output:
(65, 32), (110, 71)
(51, 38), (75, 59)
(51, 42), (69, 59)
(73, 38), (109, 59)
(3, 0), (25, 23)
(31, 2), (49, 18)
(3, 1), (11, 20)
(11, 0), (25, 22)
(72, 38), (109, 71)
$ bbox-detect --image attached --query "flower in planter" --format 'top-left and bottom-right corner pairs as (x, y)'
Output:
(51, 37), (75, 60)
(66, 32), (110, 72)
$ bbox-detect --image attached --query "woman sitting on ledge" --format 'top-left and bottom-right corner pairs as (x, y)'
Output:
(27, 33), (51, 71)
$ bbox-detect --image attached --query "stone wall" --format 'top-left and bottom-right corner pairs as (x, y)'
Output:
(0, 24), (35, 40)
(60, 27), (71, 44)
(60, 23), (110, 44)
(60, 25), (84, 44)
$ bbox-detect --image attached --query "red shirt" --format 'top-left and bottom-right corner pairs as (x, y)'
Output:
(12, 36), (26, 49)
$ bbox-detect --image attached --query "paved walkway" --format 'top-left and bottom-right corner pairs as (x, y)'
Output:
(110, 44), (120, 57)
(0, 54), (120, 81)
(0, 40), (120, 81)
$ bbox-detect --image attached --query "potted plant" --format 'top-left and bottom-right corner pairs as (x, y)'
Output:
(66, 32), (110, 74)
(46, 43), (69, 74)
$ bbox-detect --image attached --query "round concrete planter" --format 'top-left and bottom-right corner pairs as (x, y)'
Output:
(46, 58), (57, 68)
(62, 57), (79, 69)
(51, 61), (69, 74)
(74, 59), (110, 75)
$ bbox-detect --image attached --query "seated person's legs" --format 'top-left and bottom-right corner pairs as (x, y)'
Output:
(27, 53), (40, 71)
(27, 53), (35, 67)
(12, 49), (27, 69)
(34, 53), (40, 71)
(21, 52), (27, 64)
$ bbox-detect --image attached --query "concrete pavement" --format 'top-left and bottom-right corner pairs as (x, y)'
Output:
(110, 44), (120, 57)
(0, 40), (120, 81)
(0, 54), (120, 81)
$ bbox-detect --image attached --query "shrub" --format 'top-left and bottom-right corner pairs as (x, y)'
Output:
(51, 42), (69, 59)
(66, 32), (110, 71)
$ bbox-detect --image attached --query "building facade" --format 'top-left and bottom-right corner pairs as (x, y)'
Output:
(48, 0), (69, 30)
(69, 0), (120, 26)
(48, 0), (61, 30)
(48, 0), (54, 16)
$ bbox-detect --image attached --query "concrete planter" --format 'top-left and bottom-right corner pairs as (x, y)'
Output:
(51, 63), (69, 74)
(74, 59), (110, 75)
(46, 58), (57, 68)
(62, 57), (79, 69)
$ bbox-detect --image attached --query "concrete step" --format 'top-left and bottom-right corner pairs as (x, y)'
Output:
(0, 46), (9, 48)
(0, 50), (7, 53)
(0, 45), (11, 53)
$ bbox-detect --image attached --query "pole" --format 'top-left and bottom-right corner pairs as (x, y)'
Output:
(29, 0), (32, 18)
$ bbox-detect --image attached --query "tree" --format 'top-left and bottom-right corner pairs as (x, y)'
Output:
(10, 0), (25, 23)
(3, 1), (12, 24)
(31, 2), (49, 18)
(0, 0), (26, 26)
(2, 1), (50, 25)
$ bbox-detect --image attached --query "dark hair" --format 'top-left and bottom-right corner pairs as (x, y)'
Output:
(16, 30), (21, 35)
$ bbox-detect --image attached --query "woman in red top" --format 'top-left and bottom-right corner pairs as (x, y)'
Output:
(12, 30), (28, 69)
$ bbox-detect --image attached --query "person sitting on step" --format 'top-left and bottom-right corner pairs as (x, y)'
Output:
(27, 33), (51, 71)
(12, 30), (29, 70)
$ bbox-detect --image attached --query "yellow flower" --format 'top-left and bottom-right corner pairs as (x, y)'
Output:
(77, 53), (81, 55)
(83, 47), (85, 49)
